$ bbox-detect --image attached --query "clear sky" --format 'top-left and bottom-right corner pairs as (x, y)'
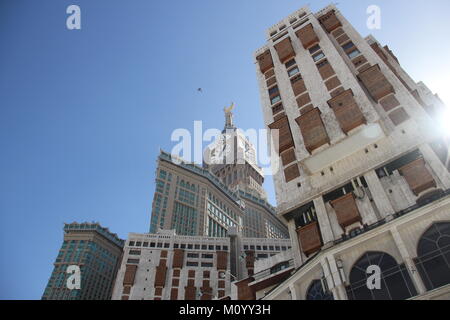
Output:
(1, 0), (449, 300)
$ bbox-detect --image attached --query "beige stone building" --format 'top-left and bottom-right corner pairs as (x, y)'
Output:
(110, 229), (291, 300)
(240, 4), (450, 300)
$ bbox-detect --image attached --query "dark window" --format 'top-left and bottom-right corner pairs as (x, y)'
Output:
(129, 250), (141, 255)
(342, 41), (355, 51)
(186, 261), (198, 267)
(201, 262), (213, 267)
(223, 246), (228, 251)
(129, 241), (135, 246)
(202, 254), (213, 259)
(150, 242), (155, 248)
(194, 244), (200, 250)
(316, 59), (329, 69)
(157, 243), (162, 248)
(164, 243), (170, 248)
(270, 261), (290, 274)
(268, 86), (279, 96)
(201, 245), (207, 250)
(143, 242), (149, 247)
(306, 280), (334, 300)
(285, 59), (296, 69)
(180, 244), (186, 249)
(188, 244), (193, 249)
(187, 253), (198, 258)
(208, 245), (214, 250)
(309, 44), (321, 54)
(135, 241), (142, 246)
(346, 251), (417, 300)
(173, 243), (179, 249)
(415, 222), (450, 291)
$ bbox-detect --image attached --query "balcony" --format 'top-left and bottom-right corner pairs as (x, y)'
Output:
(330, 193), (362, 229)
(318, 10), (342, 33)
(358, 64), (395, 102)
(399, 157), (437, 196)
(327, 89), (366, 134)
(274, 37), (296, 63)
(256, 50), (274, 73)
(295, 108), (330, 153)
(295, 23), (319, 49)
(296, 221), (322, 256)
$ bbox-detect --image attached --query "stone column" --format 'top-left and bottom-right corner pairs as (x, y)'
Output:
(313, 196), (335, 246)
(419, 143), (450, 189)
(364, 170), (395, 219)
(287, 220), (303, 268)
(390, 227), (427, 295)
(320, 257), (339, 300)
(326, 255), (348, 300)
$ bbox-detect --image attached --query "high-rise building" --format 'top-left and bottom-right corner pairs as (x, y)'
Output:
(149, 150), (244, 237)
(42, 222), (124, 300)
(111, 229), (291, 300)
(243, 4), (450, 300)
(203, 106), (289, 238)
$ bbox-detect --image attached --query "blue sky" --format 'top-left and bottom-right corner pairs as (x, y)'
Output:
(1, 0), (449, 299)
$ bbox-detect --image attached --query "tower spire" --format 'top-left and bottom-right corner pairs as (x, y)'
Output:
(223, 102), (236, 131)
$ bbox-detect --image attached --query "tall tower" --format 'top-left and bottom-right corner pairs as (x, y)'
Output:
(203, 104), (289, 239)
(204, 103), (266, 199)
(250, 4), (450, 300)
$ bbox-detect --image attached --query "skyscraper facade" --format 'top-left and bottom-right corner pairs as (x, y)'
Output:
(149, 150), (245, 237)
(245, 4), (450, 300)
(42, 222), (124, 300)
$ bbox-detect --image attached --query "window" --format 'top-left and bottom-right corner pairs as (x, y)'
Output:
(316, 59), (329, 69)
(346, 251), (417, 300)
(341, 41), (355, 51)
(186, 261), (198, 267)
(129, 250), (141, 255)
(126, 258), (139, 264)
(268, 86), (279, 96)
(187, 253), (199, 258)
(415, 222), (450, 291)
(309, 44), (320, 54)
(312, 51), (325, 62)
(285, 59), (296, 69)
(348, 49), (361, 59)
(202, 254), (213, 259)
(306, 280), (334, 300)
(288, 67), (300, 77)
(270, 261), (290, 274)
(271, 95), (281, 105)
(201, 262), (214, 267)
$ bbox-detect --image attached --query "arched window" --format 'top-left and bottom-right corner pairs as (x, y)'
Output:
(415, 222), (450, 290)
(306, 280), (334, 300)
(346, 251), (416, 300)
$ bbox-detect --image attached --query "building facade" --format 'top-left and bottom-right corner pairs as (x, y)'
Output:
(246, 4), (450, 300)
(111, 229), (291, 300)
(42, 222), (124, 300)
(149, 150), (244, 237)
